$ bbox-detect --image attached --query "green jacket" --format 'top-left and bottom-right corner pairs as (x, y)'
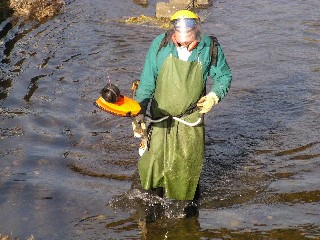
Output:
(135, 33), (232, 110)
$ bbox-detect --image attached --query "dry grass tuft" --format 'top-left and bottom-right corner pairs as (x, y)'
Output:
(0, 235), (10, 240)
(9, 0), (65, 22)
(0, 234), (34, 240)
(123, 14), (171, 29)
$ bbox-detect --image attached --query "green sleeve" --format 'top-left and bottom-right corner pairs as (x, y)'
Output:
(209, 44), (232, 101)
(134, 34), (165, 112)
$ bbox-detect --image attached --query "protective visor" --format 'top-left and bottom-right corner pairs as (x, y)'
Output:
(173, 18), (198, 43)
(173, 18), (197, 29)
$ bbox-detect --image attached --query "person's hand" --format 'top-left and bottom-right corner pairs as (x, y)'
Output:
(197, 92), (219, 114)
(132, 114), (146, 138)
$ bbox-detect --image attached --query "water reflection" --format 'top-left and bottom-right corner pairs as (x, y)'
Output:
(108, 186), (202, 239)
(0, 0), (319, 239)
(138, 217), (201, 240)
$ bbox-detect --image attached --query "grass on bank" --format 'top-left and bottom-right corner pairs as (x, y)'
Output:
(0, 0), (65, 23)
(0, 234), (34, 240)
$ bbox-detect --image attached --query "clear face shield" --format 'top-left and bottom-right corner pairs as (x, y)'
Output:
(173, 18), (200, 46)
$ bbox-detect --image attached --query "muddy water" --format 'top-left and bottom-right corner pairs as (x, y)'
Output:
(0, 0), (319, 239)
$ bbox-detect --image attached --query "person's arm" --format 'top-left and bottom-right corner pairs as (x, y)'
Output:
(209, 44), (232, 101)
(197, 44), (232, 114)
(134, 34), (164, 113)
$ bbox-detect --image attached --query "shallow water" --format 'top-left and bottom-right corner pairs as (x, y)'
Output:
(0, 0), (319, 239)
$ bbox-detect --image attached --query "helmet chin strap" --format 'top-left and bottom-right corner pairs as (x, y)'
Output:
(171, 34), (198, 52)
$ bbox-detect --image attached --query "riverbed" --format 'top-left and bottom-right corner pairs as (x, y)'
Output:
(0, 0), (319, 239)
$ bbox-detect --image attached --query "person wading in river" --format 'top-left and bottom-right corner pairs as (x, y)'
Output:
(133, 10), (232, 203)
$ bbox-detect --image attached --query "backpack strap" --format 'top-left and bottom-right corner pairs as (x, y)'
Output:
(209, 36), (219, 67)
(156, 30), (174, 56)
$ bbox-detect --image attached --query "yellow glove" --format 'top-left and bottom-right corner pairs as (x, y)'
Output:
(197, 92), (219, 114)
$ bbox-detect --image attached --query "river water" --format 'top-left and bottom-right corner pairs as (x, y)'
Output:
(0, 0), (319, 239)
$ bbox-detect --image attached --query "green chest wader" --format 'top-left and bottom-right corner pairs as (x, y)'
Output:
(138, 54), (205, 200)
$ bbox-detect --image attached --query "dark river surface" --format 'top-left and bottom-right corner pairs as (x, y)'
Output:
(0, 0), (319, 239)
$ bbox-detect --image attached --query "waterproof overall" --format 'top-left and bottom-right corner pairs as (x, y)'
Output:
(138, 54), (205, 200)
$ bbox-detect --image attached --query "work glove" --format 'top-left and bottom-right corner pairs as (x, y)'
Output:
(132, 113), (146, 138)
(197, 92), (219, 114)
